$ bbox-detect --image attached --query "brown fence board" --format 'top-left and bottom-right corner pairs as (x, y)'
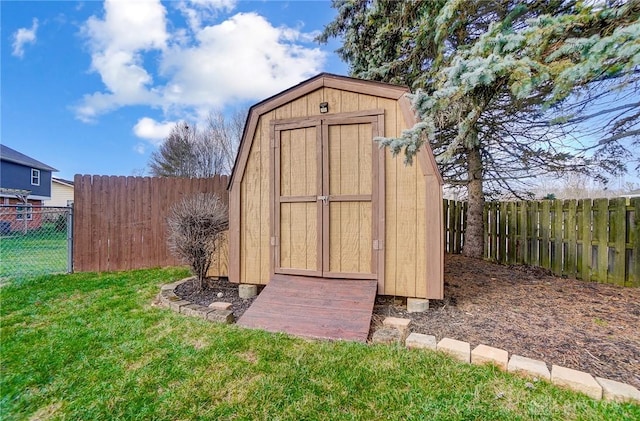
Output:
(594, 198), (608, 283)
(580, 199), (593, 281)
(631, 197), (640, 287)
(73, 175), (228, 273)
(566, 199), (577, 277)
(551, 200), (562, 275)
(540, 200), (551, 269)
(507, 201), (517, 263)
(518, 201), (527, 264)
(610, 198), (626, 286)
(445, 196), (639, 287)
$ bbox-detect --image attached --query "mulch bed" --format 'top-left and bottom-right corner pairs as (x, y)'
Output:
(174, 254), (640, 389)
(174, 278), (262, 321)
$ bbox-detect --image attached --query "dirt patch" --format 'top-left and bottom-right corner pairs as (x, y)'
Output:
(174, 278), (261, 321)
(174, 256), (640, 389)
(371, 254), (640, 389)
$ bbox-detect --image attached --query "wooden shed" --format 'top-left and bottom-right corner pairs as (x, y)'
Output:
(227, 73), (443, 300)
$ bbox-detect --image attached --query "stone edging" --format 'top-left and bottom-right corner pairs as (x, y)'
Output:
(157, 285), (638, 404)
(158, 277), (234, 324)
(375, 318), (640, 404)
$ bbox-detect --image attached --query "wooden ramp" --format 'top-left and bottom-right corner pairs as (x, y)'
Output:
(237, 275), (378, 342)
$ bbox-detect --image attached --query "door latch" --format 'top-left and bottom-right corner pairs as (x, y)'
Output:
(317, 195), (328, 205)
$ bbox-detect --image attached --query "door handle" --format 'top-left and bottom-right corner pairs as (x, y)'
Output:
(317, 195), (328, 205)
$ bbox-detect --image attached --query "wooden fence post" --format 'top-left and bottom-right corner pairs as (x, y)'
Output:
(540, 200), (551, 270)
(631, 197), (640, 287)
(566, 199), (578, 278)
(551, 200), (563, 275)
(610, 198), (627, 286)
(507, 201), (517, 264)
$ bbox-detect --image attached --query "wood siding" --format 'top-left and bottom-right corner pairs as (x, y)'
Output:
(235, 81), (443, 299)
(45, 181), (74, 207)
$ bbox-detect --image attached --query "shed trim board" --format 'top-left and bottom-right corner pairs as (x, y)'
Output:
(228, 73), (444, 299)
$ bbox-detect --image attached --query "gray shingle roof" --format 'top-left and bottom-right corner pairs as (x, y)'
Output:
(53, 177), (74, 186)
(0, 144), (58, 172)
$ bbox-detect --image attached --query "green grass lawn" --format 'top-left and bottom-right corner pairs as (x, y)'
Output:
(1, 269), (638, 420)
(0, 225), (68, 280)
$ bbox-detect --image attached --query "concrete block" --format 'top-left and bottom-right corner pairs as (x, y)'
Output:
(160, 278), (190, 291)
(371, 327), (402, 345)
(471, 344), (509, 370)
(180, 303), (210, 319)
(168, 299), (192, 312)
(160, 289), (179, 301)
(160, 283), (177, 291)
(595, 377), (640, 403)
(206, 309), (234, 324)
(383, 317), (411, 333)
(405, 333), (436, 350)
(551, 365), (602, 400)
(507, 355), (550, 381)
(437, 338), (470, 363)
(239, 284), (258, 299)
(407, 298), (429, 313)
(209, 301), (232, 311)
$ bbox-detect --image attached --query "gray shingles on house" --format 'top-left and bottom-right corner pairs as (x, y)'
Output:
(0, 144), (58, 172)
(0, 144), (58, 201)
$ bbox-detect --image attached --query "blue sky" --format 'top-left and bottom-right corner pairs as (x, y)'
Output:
(1, 0), (348, 180)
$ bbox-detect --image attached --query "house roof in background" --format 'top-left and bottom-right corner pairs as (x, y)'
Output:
(0, 144), (58, 172)
(52, 177), (74, 187)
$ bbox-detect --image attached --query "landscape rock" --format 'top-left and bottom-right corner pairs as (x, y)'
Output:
(372, 327), (402, 345)
(239, 284), (258, 299)
(383, 317), (411, 339)
(405, 333), (437, 350)
(406, 298), (429, 313)
(206, 309), (234, 324)
(507, 355), (550, 381)
(436, 338), (470, 363)
(209, 301), (232, 311)
(595, 377), (640, 403)
(551, 365), (602, 400)
(472, 344), (509, 370)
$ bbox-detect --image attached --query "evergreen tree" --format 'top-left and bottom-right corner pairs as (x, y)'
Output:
(321, 0), (639, 258)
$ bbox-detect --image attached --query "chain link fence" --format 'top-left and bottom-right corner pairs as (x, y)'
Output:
(0, 205), (73, 281)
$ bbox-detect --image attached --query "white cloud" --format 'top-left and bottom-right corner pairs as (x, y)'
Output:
(12, 18), (39, 58)
(189, 0), (236, 9)
(133, 143), (147, 154)
(177, 0), (237, 31)
(76, 0), (168, 121)
(133, 117), (176, 144)
(159, 12), (324, 110)
(76, 1), (325, 143)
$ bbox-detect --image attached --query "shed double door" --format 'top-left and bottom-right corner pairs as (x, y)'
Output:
(273, 114), (382, 280)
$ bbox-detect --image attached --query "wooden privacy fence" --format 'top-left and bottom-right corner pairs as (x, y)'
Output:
(443, 197), (639, 286)
(73, 175), (229, 273)
(443, 199), (467, 254)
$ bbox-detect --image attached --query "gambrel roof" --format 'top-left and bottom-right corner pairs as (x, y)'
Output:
(229, 73), (442, 189)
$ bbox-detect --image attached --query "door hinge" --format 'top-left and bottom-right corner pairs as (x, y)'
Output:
(271, 236), (278, 246)
(373, 239), (383, 250)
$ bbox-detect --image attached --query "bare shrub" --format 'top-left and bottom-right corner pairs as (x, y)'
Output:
(167, 193), (228, 291)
